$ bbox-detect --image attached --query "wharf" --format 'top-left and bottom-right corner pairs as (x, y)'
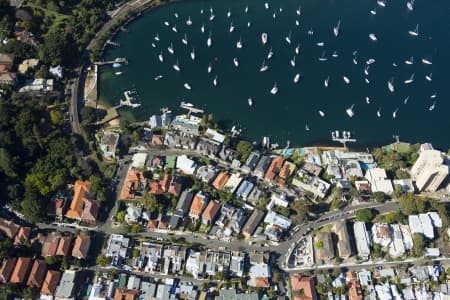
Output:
(95, 57), (128, 66)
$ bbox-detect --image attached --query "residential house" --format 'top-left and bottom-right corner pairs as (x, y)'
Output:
(164, 131), (198, 150)
(176, 155), (198, 175)
(264, 156), (284, 181)
(248, 263), (271, 288)
(264, 210), (292, 232)
(196, 137), (222, 157)
(47, 196), (66, 220)
(189, 191), (209, 220)
(353, 222), (371, 260)
(201, 200), (221, 225)
(150, 173), (173, 195)
(72, 234), (91, 259)
(66, 180), (91, 221)
(254, 156), (272, 178)
(114, 288), (140, 300)
(242, 209), (265, 238)
(125, 205), (142, 223)
(234, 180), (254, 201)
(19, 78), (54, 93)
(0, 257), (16, 283)
(196, 165), (218, 184)
(301, 162), (323, 177)
(0, 53), (14, 71)
(10, 257), (31, 284)
(315, 232), (335, 261)
(243, 151), (261, 172)
(170, 189), (195, 229)
(219, 147), (238, 162)
(365, 168), (394, 195)
(229, 209), (248, 234)
(149, 156), (165, 170)
(279, 161), (296, 179)
(41, 270), (61, 296)
(0, 218), (19, 238)
(347, 272), (363, 300)
(205, 128), (225, 143)
(55, 270), (77, 299)
(0, 72), (17, 85)
(171, 117), (200, 136)
(290, 274), (318, 300)
(41, 232), (61, 257)
(18, 58), (39, 74)
(215, 289), (259, 300)
(81, 198), (100, 225)
(343, 160), (363, 178)
(13, 226), (31, 246)
(332, 220), (352, 259)
(224, 173), (244, 194)
(266, 192), (290, 210)
(120, 169), (147, 200)
(230, 252), (246, 277)
(212, 172), (230, 190)
(131, 153), (147, 169)
(27, 259), (47, 288)
(100, 131), (120, 159)
(56, 236), (72, 257)
(168, 176), (183, 197)
(106, 234), (130, 266)
(292, 171), (331, 198)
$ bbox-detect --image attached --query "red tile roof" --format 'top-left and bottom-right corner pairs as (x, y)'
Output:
(10, 257), (31, 284)
(41, 270), (61, 296)
(290, 274), (318, 300)
(120, 169), (146, 200)
(66, 180), (91, 219)
(114, 288), (139, 300)
(0, 218), (20, 238)
(212, 172), (230, 190)
(190, 193), (208, 216)
(0, 257), (17, 283)
(14, 226), (31, 246)
(201, 200), (221, 222)
(254, 277), (270, 288)
(264, 156), (284, 181)
(27, 259), (47, 288)
(56, 236), (72, 257)
(72, 235), (91, 259)
(81, 198), (100, 224)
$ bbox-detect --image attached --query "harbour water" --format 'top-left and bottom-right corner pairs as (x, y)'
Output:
(99, 0), (450, 149)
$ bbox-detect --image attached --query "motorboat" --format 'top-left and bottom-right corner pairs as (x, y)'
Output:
(236, 37), (243, 49)
(227, 9), (231, 18)
(290, 56), (296, 67)
(364, 66), (370, 76)
(346, 104), (355, 117)
(208, 63), (212, 73)
(154, 75), (163, 80)
(316, 42), (324, 47)
(296, 6), (301, 15)
(407, 0), (414, 11)
(332, 50), (339, 58)
(370, 8), (377, 15)
(233, 57), (239, 67)
(115, 71), (122, 75)
(267, 48), (274, 59)
(247, 22), (251, 28)
(369, 33), (378, 41)
(173, 60), (181, 71)
(425, 73), (432, 81)
(174, 12), (179, 18)
(377, 0), (386, 7)
(245, 5), (248, 13)
(184, 83), (192, 90)
(272, 12), (276, 19)
(154, 34), (160, 41)
(365, 97), (370, 104)
(408, 24), (419, 36)
(333, 19), (341, 37)
(209, 14), (215, 21)
(295, 20), (300, 26)
(164, 21), (169, 26)
(293, 73), (301, 83)
(295, 44), (300, 55)
(405, 56), (414, 65)
(260, 60), (269, 72)
(186, 16), (192, 26)
(181, 101), (194, 107)
(285, 31), (292, 44)
(353, 57), (358, 65)
(190, 48), (195, 60)
(430, 93), (437, 99)
(201, 24), (205, 33)
(264, 2), (269, 9)
(167, 43), (174, 54)
(213, 76), (218, 86)
(318, 110), (325, 117)
(392, 108), (398, 119)
(422, 58), (432, 65)
(393, 62), (398, 67)
(158, 52), (164, 62)
(324, 76), (329, 87)
(343, 76), (350, 84)
(305, 124), (310, 131)
(388, 77), (395, 92)
(270, 83), (278, 95)
(248, 98), (253, 106)
(262, 33), (268, 45)
(365, 78), (370, 84)
(318, 52), (328, 61)
(182, 33), (188, 45)
(377, 108), (381, 117)
(307, 27), (314, 35)
(207, 33), (212, 47)
(404, 73), (414, 84)
(151, 43), (156, 48)
(229, 22), (235, 33)
(366, 58), (375, 65)
(429, 101), (436, 111)
(171, 25), (177, 33)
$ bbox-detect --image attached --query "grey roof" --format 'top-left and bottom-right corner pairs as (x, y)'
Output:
(215, 289), (259, 300)
(55, 270), (77, 298)
(171, 119), (200, 136)
(235, 180), (254, 200)
(169, 215), (181, 229)
(244, 151), (261, 171)
(174, 189), (194, 217)
(242, 209), (265, 236)
(254, 156), (271, 177)
(140, 281), (157, 300)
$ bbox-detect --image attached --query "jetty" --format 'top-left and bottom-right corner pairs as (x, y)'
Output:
(106, 40), (121, 47)
(95, 57), (128, 66)
(112, 90), (141, 109)
(180, 103), (204, 114)
(331, 130), (356, 148)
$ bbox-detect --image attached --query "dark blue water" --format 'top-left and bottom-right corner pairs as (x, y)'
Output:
(99, 0), (450, 149)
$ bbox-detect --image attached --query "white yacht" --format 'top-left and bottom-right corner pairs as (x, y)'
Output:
(318, 110), (325, 117)
(365, 97), (370, 104)
(173, 60), (181, 72)
(248, 98), (253, 106)
(366, 58), (375, 65)
(324, 76), (329, 88)
(285, 31), (292, 44)
(404, 96), (410, 104)
(370, 8), (377, 15)
(213, 76), (218, 86)
(377, 108), (382, 117)
(154, 34), (160, 41)
(407, 0), (414, 11)
(388, 77), (395, 92)
(369, 33), (378, 41)
(392, 108), (398, 119)
(290, 56), (296, 67)
(227, 10), (231, 18)
(270, 83), (278, 95)
(236, 37), (243, 49)
(201, 24), (205, 33)
(408, 24), (419, 36)
(272, 12), (276, 19)
(267, 48), (274, 59)
(377, 0), (386, 8)
(158, 52), (164, 62)
(332, 50), (339, 58)
(425, 73), (432, 81)
(261, 33), (268, 45)
(430, 93), (437, 99)
(154, 75), (163, 80)
(174, 12), (179, 18)
(247, 22), (251, 28)
(404, 73), (414, 84)
(208, 63), (212, 73)
(352, 57), (358, 65)
(151, 43), (156, 48)
(167, 43), (174, 54)
(364, 66), (370, 76)
(422, 58), (432, 65)
(207, 33), (212, 47)
(318, 52), (328, 61)
(365, 78), (370, 84)
(307, 27), (314, 35)
(346, 104), (355, 117)
(260, 60), (269, 72)
(186, 16), (192, 26)
(429, 101), (436, 111)
(245, 5), (249, 13)
(316, 42), (324, 47)
(229, 22), (235, 33)
(233, 57), (239, 67)
(172, 25), (178, 33)
(190, 48), (195, 60)
(209, 14), (215, 21)
(181, 101), (194, 107)
(184, 83), (192, 90)
(164, 21), (169, 26)
(264, 2), (269, 9)
(343, 76), (350, 84)
(393, 62), (398, 67)
(295, 20), (300, 26)
(405, 56), (414, 65)
(296, 6), (301, 15)
(115, 71), (122, 75)
(295, 44), (300, 55)
(333, 19), (341, 37)
(305, 124), (310, 131)
(181, 33), (188, 45)
(293, 73), (300, 83)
